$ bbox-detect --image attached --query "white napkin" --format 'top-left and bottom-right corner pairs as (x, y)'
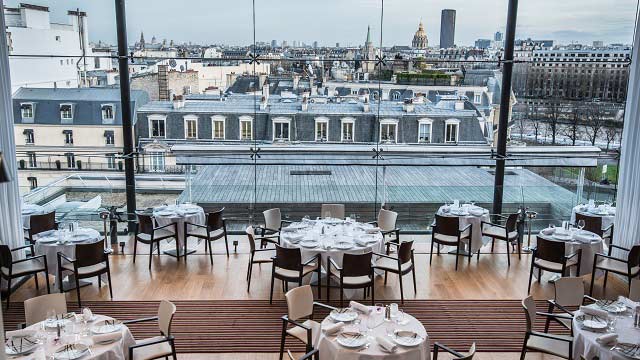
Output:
(349, 301), (371, 314)
(5, 329), (37, 338)
(580, 305), (608, 319)
(92, 331), (122, 344)
(573, 232), (595, 243)
(541, 228), (554, 235)
(596, 333), (618, 345)
(322, 322), (344, 335)
(366, 227), (382, 234)
(618, 296), (639, 308)
(82, 308), (93, 321)
(376, 335), (397, 352)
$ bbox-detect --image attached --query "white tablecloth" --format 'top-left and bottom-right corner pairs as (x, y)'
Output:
(436, 205), (490, 253)
(571, 205), (616, 230)
(537, 228), (604, 276)
(34, 228), (102, 275)
(572, 304), (640, 360)
(11, 314), (136, 360)
(21, 203), (45, 230)
(153, 204), (205, 249)
(318, 306), (430, 360)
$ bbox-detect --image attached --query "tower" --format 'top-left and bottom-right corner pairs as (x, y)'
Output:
(139, 31), (145, 49)
(412, 20), (428, 49)
(439, 9), (456, 49)
(362, 25), (376, 73)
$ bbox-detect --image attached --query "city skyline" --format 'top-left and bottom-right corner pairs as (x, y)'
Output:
(4, 0), (638, 47)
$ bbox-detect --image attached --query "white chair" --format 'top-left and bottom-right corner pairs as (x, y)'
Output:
(260, 208), (292, 240)
(320, 204), (345, 219)
(433, 342), (476, 359)
(520, 296), (573, 360)
(125, 300), (177, 360)
(630, 278), (640, 301)
(369, 208), (400, 246)
(545, 277), (595, 331)
(279, 285), (335, 360)
(24, 293), (67, 326)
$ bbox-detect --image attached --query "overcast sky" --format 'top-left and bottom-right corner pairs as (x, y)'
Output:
(5, 0), (638, 47)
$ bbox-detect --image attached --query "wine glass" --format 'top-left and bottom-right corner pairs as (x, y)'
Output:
(577, 219), (585, 231)
(366, 315), (378, 334)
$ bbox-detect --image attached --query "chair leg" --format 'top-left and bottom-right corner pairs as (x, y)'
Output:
(224, 234), (230, 257)
(429, 240), (434, 265)
(34, 273), (39, 290)
(454, 247), (460, 271)
(269, 271), (275, 304)
(603, 270), (609, 294)
(107, 271), (113, 299)
(538, 268), (542, 283)
(278, 320), (287, 360)
(75, 274), (82, 308)
(371, 280), (375, 305)
(491, 238), (495, 252)
(412, 267), (417, 293)
(98, 274), (101, 288)
(517, 238), (522, 260)
(5, 278), (11, 309)
(589, 265), (597, 296)
(544, 302), (553, 332)
(398, 272), (404, 304)
(149, 243), (154, 270)
(133, 239), (138, 264)
(45, 269), (50, 294)
(316, 266), (322, 299)
(246, 262), (253, 292)
(340, 283), (344, 308)
(528, 265), (535, 294)
(208, 241), (214, 266)
(384, 271), (388, 285)
(506, 240), (511, 267)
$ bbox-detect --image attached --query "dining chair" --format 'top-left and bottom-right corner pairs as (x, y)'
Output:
(279, 285), (335, 360)
(287, 349), (319, 360)
(430, 214), (472, 271)
(368, 208), (400, 249)
(260, 208), (292, 241)
(374, 240), (416, 304)
(520, 295), (573, 360)
(574, 212), (613, 247)
(327, 252), (374, 307)
(0, 244), (50, 309)
(528, 237), (581, 293)
(630, 278), (640, 301)
(433, 342), (476, 360)
(320, 204), (345, 219)
(57, 239), (112, 308)
(246, 226), (278, 292)
(589, 244), (640, 296)
(24, 293), (67, 326)
(270, 245), (321, 304)
(124, 300), (177, 360)
(184, 207), (229, 264)
(133, 212), (178, 270)
(24, 211), (57, 255)
(544, 277), (595, 332)
(482, 213), (521, 266)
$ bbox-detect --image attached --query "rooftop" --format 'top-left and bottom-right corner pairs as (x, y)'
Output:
(13, 87), (149, 103)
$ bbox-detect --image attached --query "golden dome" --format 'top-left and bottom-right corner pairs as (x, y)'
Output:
(412, 21), (428, 49)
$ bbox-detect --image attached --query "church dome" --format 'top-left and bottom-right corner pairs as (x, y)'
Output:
(412, 21), (428, 49)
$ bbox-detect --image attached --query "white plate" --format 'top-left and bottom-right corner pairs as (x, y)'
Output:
(38, 237), (58, 244)
(576, 315), (608, 330)
(330, 309), (358, 322)
(595, 300), (628, 314)
(44, 313), (75, 329)
(612, 343), (640, 359)
(155, 210), (174, 216)
(70, 234), (92, 242)
(5, 336), (39, 356)
(91, 319), (123, 334)
(299, 240), (319, 248)
(336, 332), (367, 348)
(552, 233), (572, 241)
(333, 241), (353, 250)
(285, 234), (303, 242)
(392, 330), (424, 347)
(53, 343), (89, 360)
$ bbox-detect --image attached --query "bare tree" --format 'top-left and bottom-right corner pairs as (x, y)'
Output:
(544, 99), (566, 145)
(603, 126), (620, 151)
(583, 102), (607, 146)
(561, 104), (581, 146)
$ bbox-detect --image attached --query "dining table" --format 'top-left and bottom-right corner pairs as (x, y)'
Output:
(537, 227), (604, 277)
(436, 204), (491, 255)
(317, 304), (430, 360)
(5, 313), (135, 360)
(152, 203), (206, 257)
(570, 204), (616, 230)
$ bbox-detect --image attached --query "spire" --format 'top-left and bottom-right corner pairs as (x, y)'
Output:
(140, 31), (145, 44)
(366, 25), (371, 44)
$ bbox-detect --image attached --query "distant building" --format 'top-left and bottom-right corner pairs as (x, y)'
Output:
(282, 40), (289, 48)
(494, 31), (503, 42)
(439, 9), (456, 48)
(411, 21), (429, 49)
(271, 39), (278, 47)
(313, 41), (318, 49)
(475, 39), (492, 49)
(130, 65), (199, 101)
(593, 40), (604, 48)
(360, 26), (377, 74)
(336, 42), (340, 48)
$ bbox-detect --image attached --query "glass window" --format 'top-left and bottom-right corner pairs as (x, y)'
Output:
(21, 103), (33, 119)
(102, 105), (114, 121)
(65, 153), (76, 168)
(60, 104), (73, 120)
(27, 152), (36, 168)
(240, 118), (252, 140)
(418, 121), (432, 143)
(105, 131), (115, 145)
(445, 121), (459, 143)
(185, 117), (198, 139)
(380, 123), (397, 143)
(63, 130), (73, 145)
(212, 118), (225, 140)
(341, 120), (354, 142)
(274, 120), (290, 141)
(24, 129), (34, 144)
(315, 119), (328, 142)
(106, 154), (116, 169)
(27, 177), (37, 190)
(149, 152), (165, 172)
(149, 117), (166, 138)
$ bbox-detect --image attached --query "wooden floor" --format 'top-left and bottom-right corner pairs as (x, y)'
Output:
(5, 234), (630, 359)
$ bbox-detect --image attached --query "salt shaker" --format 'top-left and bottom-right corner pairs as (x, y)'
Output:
(384, 305), (391, 321)
(635, 305), (640, 328)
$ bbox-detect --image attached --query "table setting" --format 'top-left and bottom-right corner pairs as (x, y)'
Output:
(571, 200), (616, 230)
(437, 200), (490, 254)
(317, 301), (430, 360)
(572, 296), (640, 360)
(4, 308), (135, 360)
(152, 203), (205, 257)
(537, 221), (605, 276)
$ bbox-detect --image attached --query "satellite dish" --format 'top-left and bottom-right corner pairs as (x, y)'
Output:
(179, 65), (185, 72)
(169, 59), (177, 68)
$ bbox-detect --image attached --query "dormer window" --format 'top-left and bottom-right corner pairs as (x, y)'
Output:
(60, 104), (73, 121)
(63, 130), (74, 145)
(20, 103), (34, 120)
(102, 104), (115, 122)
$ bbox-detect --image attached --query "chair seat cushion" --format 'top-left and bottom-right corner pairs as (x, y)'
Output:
(252, 250), (275, 262)
(137, 228), (175, 242)
(482, 225), (518, 240)
(526, 331), (572, 358)
(62, 262), (107, 276)
(374, 257), (412, 273)
(534, 258), (578, 272)
(1, 258), (45, 277)
(131, 336), (173, 360)
(597, 258), (640, 276)
(432, 233), (460, 244)
(329, 268), (372, 286)
(275, 264), (317, 279)
(286, 319), (320, 346)
(187, 227), (224, 240)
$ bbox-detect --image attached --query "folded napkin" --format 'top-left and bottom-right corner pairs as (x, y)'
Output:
(376, 335), (397, 352)
(580, 305), (608, 319)
(92, 331), (122, 344)
(469, 209), (484, 216)
(322, 322), (344, 335)
(349, 301), (371, 314)
(365, 227), (382, 234)
(596, 333), (618, 345)
(82, 307), (93, 321)
(618, 296), (639, 308)
(541, 228), (555, 235)
(5, 329), (37, 338)
(573, 232), (596, 243)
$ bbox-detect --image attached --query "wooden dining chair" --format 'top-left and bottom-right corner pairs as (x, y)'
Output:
(24, 293), (67, 326)
(589, 244), (640, 296)
(368, 208), (400, 249)
(270, 246), (321, 304)
(320, 204), (345, 219)
(630, 278), (640, 301)
(133, 213), (178, 270)
(327, 252), (374, 307)
(374, 240), (416, 303)
(124, 300), (177, 360)
(482, 213), (520, 266)
(544, 277), (596, 332)
(279, 285), (335, 360)
(57, 239), (112, 307)
(24, 211), (57, 255)
(0, 244), (50, 309)
(574, 212), (613, 247)
(246, 226), (278, 292)
(260, 208), (292, 242)
(184, 207), (229, 264)
(433, 342), (476, 360)
(528, 237), (581, 293)
(430, 214), (472, 271)
(520, 296), (573, 360)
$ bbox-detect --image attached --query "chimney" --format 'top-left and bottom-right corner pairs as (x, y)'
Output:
(293, 75), (300, 90)
(455, 98), (465, 110)
(260, 96), (268, 110)
(362, 96), (370, 112)
(172, 94), (185, 109)
(301, 96), (308, 111)
(403, 98), (414, 113)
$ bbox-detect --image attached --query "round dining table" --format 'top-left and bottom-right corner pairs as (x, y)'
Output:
(436, 204), (490, 254)
(152, 204), (205, 257)
(317, 305), (430, 360)
(21, 203), (45, 230)
(6, 314), (135, 360)
(572, 301), (640, 360)
(537, 227), (604, 276)
(570, 204), (616, 230)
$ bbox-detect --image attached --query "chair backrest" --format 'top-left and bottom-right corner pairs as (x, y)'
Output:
(378, 209), (398, 231)
(459, 343), (476, 360)
(535, 237), (567, 265)
(342, 252), (373, 277)
(136, 213), (155, 235)
(434, 214), (460, 237)
(74, 240), (106, 268)
(321, 204), (345, 219)
(575, 213), (603, 236)
(263, 208), (282, 230)
(553, 277), (585, 307)
(627, 245), (640, 269)
(0, 245), (13, 272)
(245, 226), (257, 253)
(522, 295), (536, 332)
(285, 285), (314, 321)
(158, 300), (177, 336)
(24, 293), (67, 326)
(274, 245), (302, 272)
(505, 213), (519, 232)
(398, 241), (414, 264)
(630, 278), (640, 302)
(207, 207), (225, 231)
(29, 211), (56, 236)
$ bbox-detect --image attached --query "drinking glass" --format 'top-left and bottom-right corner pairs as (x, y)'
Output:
(384, 320), (395, 337)
(366, 315), (378, 334)
(395, 309), (408, 325)
(577, 220), (585, 230)
(607, 317), (617, 332)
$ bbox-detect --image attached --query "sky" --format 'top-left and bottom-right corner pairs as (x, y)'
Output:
(5, 0), (638, 47)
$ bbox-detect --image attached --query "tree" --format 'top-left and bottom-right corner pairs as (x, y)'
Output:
(561, 104), (581, 146)
(583, 102), (607, 146)
(603, 126), (620, 151)
(544, 99), (565, 145)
